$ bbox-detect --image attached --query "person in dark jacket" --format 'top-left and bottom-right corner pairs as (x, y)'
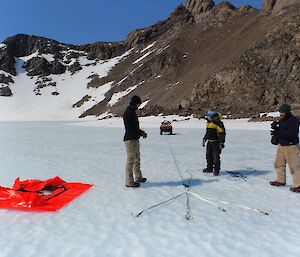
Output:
(270, 104), (300, 192)
(202, 110), (226, 176)
(123, 95), (147, 188)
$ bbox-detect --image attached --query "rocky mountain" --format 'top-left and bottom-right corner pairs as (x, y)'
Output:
(1, 0), (300, 120)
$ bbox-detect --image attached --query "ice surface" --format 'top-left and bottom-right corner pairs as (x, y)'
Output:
(0, 120), (299, 257)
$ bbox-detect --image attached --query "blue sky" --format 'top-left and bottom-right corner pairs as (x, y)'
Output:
(1, 0), (263, 45)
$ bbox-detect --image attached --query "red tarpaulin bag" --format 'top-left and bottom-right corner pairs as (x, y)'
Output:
(0, 176), (92, 211)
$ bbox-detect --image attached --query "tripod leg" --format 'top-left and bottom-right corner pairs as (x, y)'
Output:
(136, 192), (185, 217)
(185, 191), (191, 220)
(189, 192), (226, 212)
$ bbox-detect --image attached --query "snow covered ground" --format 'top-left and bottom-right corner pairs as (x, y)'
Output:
(0, 118), (299, 257)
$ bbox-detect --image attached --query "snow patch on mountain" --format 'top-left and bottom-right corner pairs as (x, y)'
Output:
(80, 81), (114, 111)
(77, 56), (96, 66)
(0, 50), (133, 121)
(41, 53), (55, 62)
(15, 51), (55, 65)
(260, 112), (279, 117)
(133, 50), (155, 64)
(0, 70), (12, 77)
(141, 42), (156, 53)
(19, 51), (39, 62)
(139, 100), (150, 109)
(108, 81), (144, 106)
(116, 76), (128, 85)
(157, 45), (170, 54)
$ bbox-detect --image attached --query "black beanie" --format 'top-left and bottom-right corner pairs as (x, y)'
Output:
(278, 104), (291, 114)
(130, 95), (142, 106)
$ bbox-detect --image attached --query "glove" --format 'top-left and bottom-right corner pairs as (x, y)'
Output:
(141, 131), (147, 139)
(271, 121), (279, 130)
(202, 139), (206, 147)
(219, 143), (225, 150)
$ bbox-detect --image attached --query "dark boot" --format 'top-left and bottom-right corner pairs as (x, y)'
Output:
(213, 169), (220, 176)
(126, 182), (140, 188)
(270, 181), (286, 187)
(136, 177), (147, 183)
(290, 186), (300, 193)
(203, 168), (213, 173)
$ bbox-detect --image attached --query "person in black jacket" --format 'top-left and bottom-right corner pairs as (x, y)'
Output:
(123, 95), (147, 188)
(202, 110), (226, 176)
(270, 104), (300, 193)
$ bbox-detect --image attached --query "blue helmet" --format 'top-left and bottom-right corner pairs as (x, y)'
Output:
(206, 110), (216, 118)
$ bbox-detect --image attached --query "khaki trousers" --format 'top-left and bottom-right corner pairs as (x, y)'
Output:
(124, 140), (142, 185)
(274, 144), (300, 187)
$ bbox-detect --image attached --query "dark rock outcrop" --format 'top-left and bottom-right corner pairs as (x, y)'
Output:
(0, 48), (16, 75)
(83, 42), (125, 60)
(73, 95), (91, 108)
(262, 0), (276, 13)
(187, 12), (300, 115)
(51, 60), (66, 74)
(66, 51), (80, 60)
(24, 57), (66, 76)
(262, 0), (300, 14)
(125, 5), (194, 48)
(0, 86), (12, 96)
(3, 34), (64, 57)
(68, 61), (82, 74)
(185, 0), (215, 16)
(185, 0), (256, 28)
(0, 73), (14, 84)
(272, 0), (300, 13)
(24, 57), (51, 76)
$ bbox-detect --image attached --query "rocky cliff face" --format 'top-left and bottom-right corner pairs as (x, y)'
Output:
(187, 10), (300, 117)
(185, 0), (214, 15)
(125, 5), (194, 48)
(1, 34), (127, 75)
(185, 0), (256, 28)
(272, 0), (300, 13)
(1, 0), (300, 118)
(262, 0), (276, 13)
(0, 46), (16, 76)
(262, 0), (300, 13)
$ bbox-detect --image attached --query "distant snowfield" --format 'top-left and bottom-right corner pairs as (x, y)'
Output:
(74, 115), (272, 131)
(0, 50), (132, 121)
(0, 119), (299, 257)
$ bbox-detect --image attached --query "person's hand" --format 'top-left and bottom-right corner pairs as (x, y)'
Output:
(271, 121), (279, 130)
(219, 143), (225, 150)
(202, 139), (206, 147)
(141, 131), (147, 139)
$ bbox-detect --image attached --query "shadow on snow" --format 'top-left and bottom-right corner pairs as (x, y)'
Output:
(142, 178), (218, 188)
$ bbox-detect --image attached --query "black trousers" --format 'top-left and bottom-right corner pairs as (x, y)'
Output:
(206, 141), (221, 173)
